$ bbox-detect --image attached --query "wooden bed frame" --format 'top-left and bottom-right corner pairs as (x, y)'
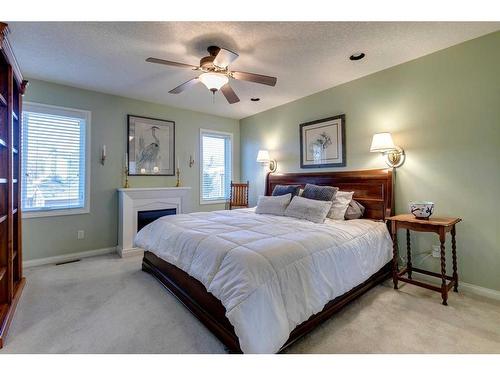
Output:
(142, 168), (394, 353)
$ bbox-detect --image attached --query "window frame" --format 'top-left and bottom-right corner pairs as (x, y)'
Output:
(199, 128), (233, 205)
(22, 102), (91, 219)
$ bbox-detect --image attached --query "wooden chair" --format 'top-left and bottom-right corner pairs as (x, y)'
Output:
(228, 181), (249, 210)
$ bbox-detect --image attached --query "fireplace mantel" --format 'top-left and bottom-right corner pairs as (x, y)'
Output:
(117, 187), (191, 257)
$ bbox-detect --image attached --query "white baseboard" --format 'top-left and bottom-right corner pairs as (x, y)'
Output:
(413, 274), (500, 302)
(23, 248), (500, 301)
(23, 247), (117, 268)
(116, 246), (144, 258)
(457, 281), (500, 301)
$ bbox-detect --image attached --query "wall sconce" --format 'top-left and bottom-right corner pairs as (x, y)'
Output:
(189, 154), (195, 168)
(100, 144), (106, 165)
(256, 149), (277, 173)
(370, 132), (405, 168)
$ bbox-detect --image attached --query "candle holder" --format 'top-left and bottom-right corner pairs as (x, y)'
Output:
(175, 167), (181, 187)
(123, 167), (130, 188)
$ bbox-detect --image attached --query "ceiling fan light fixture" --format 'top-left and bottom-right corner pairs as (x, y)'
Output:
(199, 72), (228, 92)
(147, 46), (277, 104)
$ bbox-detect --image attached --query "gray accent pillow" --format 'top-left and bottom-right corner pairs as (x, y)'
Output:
(302, 183), (338, 202)
(272, 184), (301, 198)
(255, 193), (292, 216)
(345, 199), (365, 220)
(284, 196), (332, 224)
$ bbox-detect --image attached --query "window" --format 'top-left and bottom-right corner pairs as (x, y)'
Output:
(22, 102), (90, 218)
(200, 129), (232, 204)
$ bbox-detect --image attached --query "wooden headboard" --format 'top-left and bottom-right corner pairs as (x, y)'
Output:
(266, 169), (394, 221)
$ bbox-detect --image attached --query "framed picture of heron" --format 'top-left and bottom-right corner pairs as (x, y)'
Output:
(299, 114), (346, 168)
(127, 115), (175, 176)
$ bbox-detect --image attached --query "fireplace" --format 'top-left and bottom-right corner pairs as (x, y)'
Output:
(137, 208), (176, 232)
(117, 187), (191, 257)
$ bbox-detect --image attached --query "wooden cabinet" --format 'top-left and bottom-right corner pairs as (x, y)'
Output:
(0, 22), (27, 348)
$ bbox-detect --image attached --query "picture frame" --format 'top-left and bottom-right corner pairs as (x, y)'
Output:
(127, 115), (175, 176)
(299, 114), (346, 168)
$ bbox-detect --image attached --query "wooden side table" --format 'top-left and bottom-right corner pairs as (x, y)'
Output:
(387, 214), (462, 305)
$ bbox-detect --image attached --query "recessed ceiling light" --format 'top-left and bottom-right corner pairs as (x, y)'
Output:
(349, 53), (366, 61)
(250, 98), (260, 102)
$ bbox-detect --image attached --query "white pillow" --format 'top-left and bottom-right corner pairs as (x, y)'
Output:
(255, 193), (291, 216)
(284, 196), (332, 224)
(328, 191), (354, 220)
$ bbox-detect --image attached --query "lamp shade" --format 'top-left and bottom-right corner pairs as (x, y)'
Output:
(370, 132), (396, 152)
(199, 72), (229, 91)
(256, 150), (271, 163)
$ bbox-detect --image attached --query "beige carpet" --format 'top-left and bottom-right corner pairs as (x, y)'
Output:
(2, 254), (500, 354)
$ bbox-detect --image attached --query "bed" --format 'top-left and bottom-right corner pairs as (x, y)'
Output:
(137, 169), (394, 353)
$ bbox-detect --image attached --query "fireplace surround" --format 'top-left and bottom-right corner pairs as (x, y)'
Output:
(117, 187), (191, 257)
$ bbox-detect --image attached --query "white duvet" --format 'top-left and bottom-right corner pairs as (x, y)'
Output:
(135, 208), (392, 353)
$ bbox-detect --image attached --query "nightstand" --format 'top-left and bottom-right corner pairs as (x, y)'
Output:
(387, 214), (462, 305)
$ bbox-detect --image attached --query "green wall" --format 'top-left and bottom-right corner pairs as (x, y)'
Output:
(23, 79), (240, 261)
(240, 32), (500, 291)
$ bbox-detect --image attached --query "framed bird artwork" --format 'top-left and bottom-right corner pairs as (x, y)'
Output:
(299, 114), (346, 168)
(127, 115), (175, 176)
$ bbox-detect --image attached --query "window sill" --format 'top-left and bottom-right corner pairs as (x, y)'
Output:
(22, 207), (90, 219)
(200, 199), (227, 205)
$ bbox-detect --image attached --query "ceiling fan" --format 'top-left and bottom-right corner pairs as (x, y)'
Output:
(146, 46), (277, 104)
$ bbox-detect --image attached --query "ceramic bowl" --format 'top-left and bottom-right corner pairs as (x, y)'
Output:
(409, 201), (434, 219)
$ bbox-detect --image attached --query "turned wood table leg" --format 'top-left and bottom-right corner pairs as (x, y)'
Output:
(406, 229), (412, 279)
(451, 225), (458, 292)
(391, 221), (399, 290)
(439, 229), (448, 305)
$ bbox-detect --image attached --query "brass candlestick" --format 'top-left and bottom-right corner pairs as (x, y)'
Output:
(123, 167), (130, 188)
(175, 167), (180, 187)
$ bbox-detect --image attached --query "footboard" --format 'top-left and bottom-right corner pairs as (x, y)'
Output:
(142, 251), (392, 353)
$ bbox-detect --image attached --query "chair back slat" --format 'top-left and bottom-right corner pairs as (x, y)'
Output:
(228, 181), (249, 210)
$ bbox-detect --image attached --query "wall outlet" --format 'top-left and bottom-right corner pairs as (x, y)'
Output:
(432, 245), (441, 258)
(77, 230), (85, 240)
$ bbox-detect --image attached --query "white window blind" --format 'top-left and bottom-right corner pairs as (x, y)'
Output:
(22, 103), (90, 216)
(200, 130), (232, 203)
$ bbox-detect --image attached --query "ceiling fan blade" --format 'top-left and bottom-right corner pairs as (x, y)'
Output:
(213, 48), (239, 68)
(221, 84), (240, 104)
(232, 71), (277, 86)
(169, 77), (199, 94)
(146, 57), (199, 70)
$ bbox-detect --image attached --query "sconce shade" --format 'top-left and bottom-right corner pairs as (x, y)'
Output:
(256, 149), (271, 163)
(370, 132), (396, 152)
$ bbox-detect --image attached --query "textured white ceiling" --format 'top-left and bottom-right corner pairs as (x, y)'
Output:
(8, 22), (500, 119)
